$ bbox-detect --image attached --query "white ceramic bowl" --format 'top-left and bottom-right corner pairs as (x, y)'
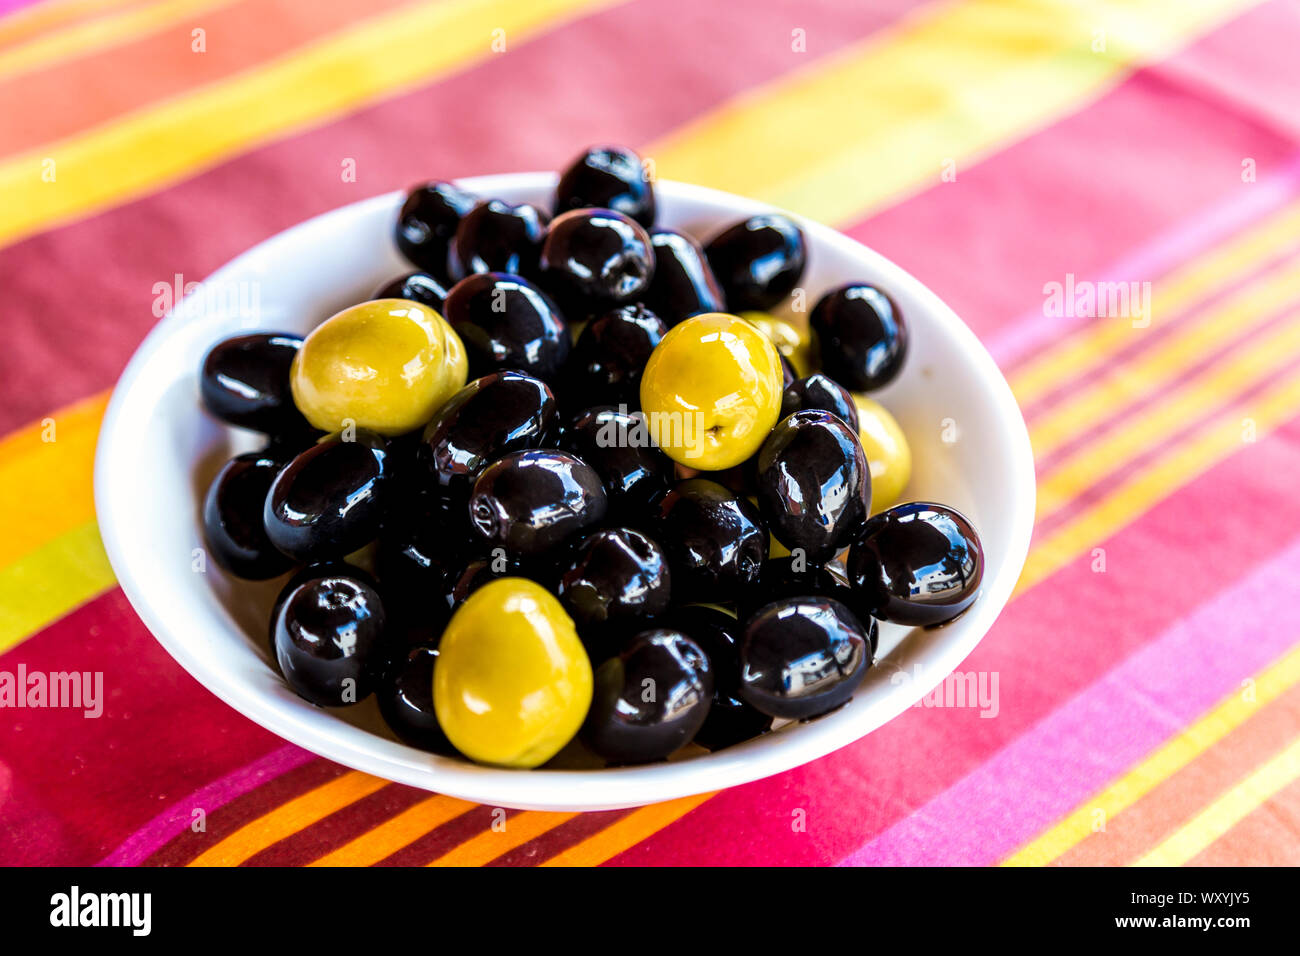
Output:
(94, 173), (1035, 811)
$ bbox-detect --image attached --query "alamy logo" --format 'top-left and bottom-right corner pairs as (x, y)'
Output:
(50, 886), (151, 936)
(0, 665), (103, 717)
(1043, 273), (1151, 327)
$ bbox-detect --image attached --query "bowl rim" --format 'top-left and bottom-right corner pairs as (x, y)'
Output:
(93, 173), (1036, 812)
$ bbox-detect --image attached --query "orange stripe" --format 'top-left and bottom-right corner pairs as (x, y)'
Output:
(427, 811), (581, 866)
(538, 793), (715, 866)
(187, 770), (389, 866)
(306, 794), (475, 866)
(1184, 775), (1300, 866)
(0, 389), (105, 568)
(0, 0), (422, 157)
(1052, 674), (1300, 865)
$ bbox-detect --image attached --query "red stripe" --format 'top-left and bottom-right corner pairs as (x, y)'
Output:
(0, 0), (916, 435)
(0, 588), (283, 865)
(608, 412), (1300, 864)
(487, 808), (636, 866)
(374, 805), (520, 866)
(145, 760), (347, 867)
(240, 782), (432, 866)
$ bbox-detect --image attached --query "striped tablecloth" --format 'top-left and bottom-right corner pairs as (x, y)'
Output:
(2, 0), (1298, 867)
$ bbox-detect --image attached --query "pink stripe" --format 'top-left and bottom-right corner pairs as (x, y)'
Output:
(0, 0), (45, 18)
(837, 534), (1300, 867)
(95, 744), (316, 867)
(985, 151), (1300, 370)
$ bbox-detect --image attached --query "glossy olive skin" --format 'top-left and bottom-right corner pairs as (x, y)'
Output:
(558, 528), (672, 637)
(375, 515), (457, 645)
(644, 228), (725, 326)
(756, 410), (871, 563)
(374, 271), (450, 314)
(554, 145), (655, 228)
(847, 502), (984, 626)
(378, 644), (457, 755)
(581, 629), (713, 764)
(468, 449), (608, 555)
(420, 371), (560, 497)
(452, 199), (549, 278)
(565, 304), (666, 408)
(263, 430), (389, 562)
(739, 557), (858, 625)
(395, 180), (477, 280)
(443, 553), (528, 613)
(270, 560), (377, 647)
(273, 574), (387, 707)
(740, 597), (871, 719)
(811, 283), (908, 392)
(202, 451), (295, 580)
(665, 605), (771, 750)
(536, 208), (655, 318)
(652, 479), (767, 603)
(561, 406), (675, 519)
(200, 333), (313, 436)
(705, 214), (807, 312)
(443, 273), (570, 383)
(780, 373), (860, 432)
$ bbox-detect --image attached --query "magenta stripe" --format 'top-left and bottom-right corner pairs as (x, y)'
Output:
(0, 0), (46, 18)
(986, 151), (1300, 370)
(95, 744), (317, 867)
(837, 533), (1300, 867)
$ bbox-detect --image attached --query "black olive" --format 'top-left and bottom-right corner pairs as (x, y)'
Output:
(442, 552), (529, 613)
(442, 273), (569, 383)
(270, 560), (378, 650)
(581, 628), (713, 764)
(375, 513), (456, 646)
(560, 406), (675, 520)
(705, 214), (806, 311)
(263, 429), (389, 562)
(273, 574), (387, 707)
(564, 303), (666, 410)
(810, 283), (907, 391)
(846, 502), (984, 626)
(664, 604), (772, 750)
(420, 370), (560, 498)
(557, 527), (672, 641)
(756, 410), (871, 563)
(468, 449), (608, 556)
(554, 145), (655, 228)
(780, 372), (860, 432)
(395, 181), (477, 281)
(740, 596), (872, 719)
(373, 271), (450, 314)
(199, 333), (312, 436)
(643, 228), (725, 326)
(652, 478), (767, 603)
(202, 451), (295, 580)
(451, 199), (549, 279)
(536, 208), (654, 318)
(738, 557), (860, 631)
(377, 644), (458, 755)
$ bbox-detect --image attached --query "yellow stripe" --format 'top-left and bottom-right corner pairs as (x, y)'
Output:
(1018, 369), (1300, 598)
(0, 390), (105, 567)
(646, 0), (1262, 227)
(538, 793), (715, 866)
(1027, 264), (1300, 461)
(0, 0), (621, 249)
(0, 0), (237, 83)
(1036, 313), (1300, 517)
(1003, 642), (1300, 866)
(0, 0), (141, 50)
(0, 520), (115, 651)
(1132, 736), (1300, 866)
(428, 810), (580, 866)
(306, 794), (474, 866)
(1011, 201), (1300, 406)
(188, 770), (388, 866)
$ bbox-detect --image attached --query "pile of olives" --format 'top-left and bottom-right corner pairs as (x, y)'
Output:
(198, 145), (984, 770)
